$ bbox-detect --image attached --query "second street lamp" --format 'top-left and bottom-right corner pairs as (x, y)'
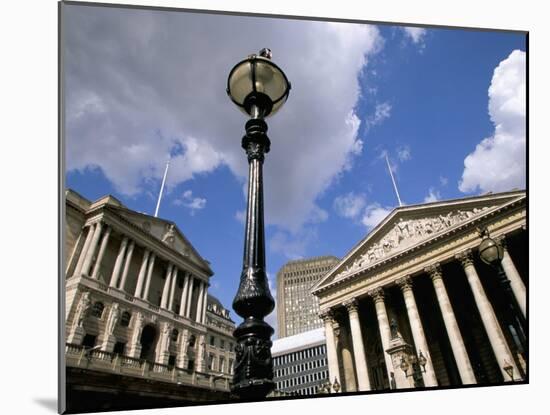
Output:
(477, 228), (527, 357)
(226, 48), (291, 399)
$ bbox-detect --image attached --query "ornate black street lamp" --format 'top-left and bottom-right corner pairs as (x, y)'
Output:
(400, 350), (428, 387)
(226, 48), (291, 399)
(477, 228), (526, 354)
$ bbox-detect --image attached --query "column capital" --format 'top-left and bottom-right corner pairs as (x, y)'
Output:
(319, 308), (335, 323)
(367, 287), (385, 303)
(396, 276), (413, 292)
(425, 263), (443, 281)
(343, 298), (359, 314)
(455, 250), (474, 268)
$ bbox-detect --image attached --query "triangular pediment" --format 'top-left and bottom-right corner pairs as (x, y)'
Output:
(313, 190), (525, 292)
(110, 207), (210, 271)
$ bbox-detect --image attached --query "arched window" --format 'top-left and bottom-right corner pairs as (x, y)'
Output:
(91, 302), (104, 318)
(171, 329), (179, 342)
(120, 311), (131, 327)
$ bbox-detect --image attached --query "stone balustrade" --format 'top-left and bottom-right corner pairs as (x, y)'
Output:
(66, 343), (231, 391)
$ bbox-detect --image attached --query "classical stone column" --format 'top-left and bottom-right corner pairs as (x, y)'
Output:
(343, 298), (371, 391)
(73, 225), (94, 276)
(160, 263), (174, 309)
(396, 276), (438, 387)
(179, 273), (190, 317)
(66, 230), (83, 275)
(201, 287), (208, 324)
(185, 276), (195, 318)
(367, 287), (394, 384)
(497, 237), (526, 317)
(168, 267), (178, 312)
(81, 222), (103, 276)
(456, 250), (520, 381)
(196, 282), (205, 323)
(91, 226), (111, 280)
(118, 240), (135, 291)
(134, 249), (150, 298)
(143, 253), (156, 301)
(109, 236), (128, 287)
(426, 264), (477, 385)
(319, 309), (341, 388)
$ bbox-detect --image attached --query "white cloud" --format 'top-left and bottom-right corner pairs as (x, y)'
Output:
(397, 145), (411, 162)
(333, 192), (367, 219)
(459, 50), (526, 194)
(424, 187), (441, 203)
(361, 203), (392, 230)
(234, 210), (246, 224)
(402, 27), (427, 45)
(439, 176), (449, 186)
(64, 6), (383, 232)
(366, 101), (392, 130)
(268, 227), (318, 260)
(173, 190), (206, 215)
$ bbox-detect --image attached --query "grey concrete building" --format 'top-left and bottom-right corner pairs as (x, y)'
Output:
(276, 256), (340, 338)
(272, 328), (329, 395)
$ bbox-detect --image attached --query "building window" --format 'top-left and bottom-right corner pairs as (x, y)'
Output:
(220, 339), (225, 350)
(171, 329), (179, 342)
(188, 335), (196, 348)
(219, 357), (225, 373)
(168, 354), (176, 368)
(120, 311), (131, 327)
(91, 302), (104, 318)
(113, 341), (126, 355)
(208, 354), (214, 370)
(210, 336), (215, 346)
(229, 359), (234, 374)
(82, 334), (96, 348)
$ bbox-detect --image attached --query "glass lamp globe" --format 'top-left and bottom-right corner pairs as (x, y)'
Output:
(227, 48), (291, 118)
(478, 235), (504, 266)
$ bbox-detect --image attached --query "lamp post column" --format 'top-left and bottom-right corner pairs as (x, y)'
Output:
(231, 116), (275, 399)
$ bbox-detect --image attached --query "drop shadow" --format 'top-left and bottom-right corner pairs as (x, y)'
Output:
(34, 398), (58, 413)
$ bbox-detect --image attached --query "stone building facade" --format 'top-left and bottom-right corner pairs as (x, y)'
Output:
(277, 256), (340, 338)
(64, 189), (235, 399)
(311, 190), (526, 392)
(272, 328), (329, 395)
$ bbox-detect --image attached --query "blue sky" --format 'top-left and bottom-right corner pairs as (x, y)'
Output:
(64, 5), (526, 335)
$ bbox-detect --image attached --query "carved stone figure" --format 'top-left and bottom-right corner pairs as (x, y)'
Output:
(74, 291), (91, 328)
(106, 303), (120, 335)
(131, 312), (145, 344)
(397, 218), (411, 240)
(162, 224), (176, 246)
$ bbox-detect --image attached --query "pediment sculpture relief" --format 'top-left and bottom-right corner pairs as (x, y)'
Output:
(161, 224), (176, 246)
(336, 206), (493, 279)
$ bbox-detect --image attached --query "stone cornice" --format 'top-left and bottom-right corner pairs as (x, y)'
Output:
(312, 195), (525, 297)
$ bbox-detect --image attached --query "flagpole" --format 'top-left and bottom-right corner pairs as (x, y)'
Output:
(385, 153), (403, 207)
(154, 157), (170, 218)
